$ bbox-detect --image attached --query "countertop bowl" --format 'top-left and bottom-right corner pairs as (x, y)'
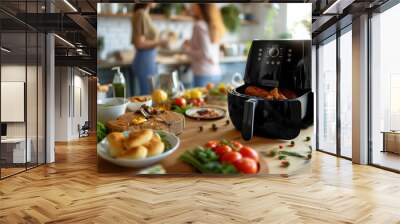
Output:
(97, 97), (128, 123)
(127, 98), (152, 112)
(97, 130), (180, 168)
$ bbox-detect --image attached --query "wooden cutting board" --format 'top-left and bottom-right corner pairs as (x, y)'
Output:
(106, 111), (185, 135)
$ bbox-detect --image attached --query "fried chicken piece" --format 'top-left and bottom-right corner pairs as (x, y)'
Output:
(270, 88), (287, 100)
(280, 89), (297, 99)
(245, 86), (273, 100)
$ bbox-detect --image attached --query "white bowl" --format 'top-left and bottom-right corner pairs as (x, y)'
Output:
(127, 99), (152, 112)
(97, 97), (127, 123)
(97, 130), (180, 168)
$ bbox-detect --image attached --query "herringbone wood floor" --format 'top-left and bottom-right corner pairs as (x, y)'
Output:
(1, 136), (400, 224)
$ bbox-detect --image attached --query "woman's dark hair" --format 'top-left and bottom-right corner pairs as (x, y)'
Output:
(198, 4), (211, 24)
(134, 3), (149, 12)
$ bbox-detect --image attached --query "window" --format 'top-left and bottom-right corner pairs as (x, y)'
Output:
(370, 3), (400, 171)
(0, 1), (47, 179)
(317, 36), (337, 154)
(339, 28), (352, 158)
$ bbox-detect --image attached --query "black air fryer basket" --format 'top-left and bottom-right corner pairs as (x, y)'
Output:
(228, 40), (313, 140)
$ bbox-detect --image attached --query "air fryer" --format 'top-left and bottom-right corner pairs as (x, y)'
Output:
(228, 40), (313, 140)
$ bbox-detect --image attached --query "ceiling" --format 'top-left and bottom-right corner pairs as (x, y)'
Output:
(0, 0), (98, 74)
(310, 0), (391, 42)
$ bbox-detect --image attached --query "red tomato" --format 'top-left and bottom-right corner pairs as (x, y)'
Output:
(239, 146), (259, 162)
(234, 158), (258, 174)
(192, 98), (204, 107)
(232, 141), (243, 150)
(214, 145), (232, 156)
(205, 140), (219, 149)
(175, 97), (187, 107)
(220, 151), (242, 164)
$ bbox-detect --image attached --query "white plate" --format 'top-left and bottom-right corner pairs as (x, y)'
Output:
(97, 130), (180, 168)
(185, 107), (226, 120)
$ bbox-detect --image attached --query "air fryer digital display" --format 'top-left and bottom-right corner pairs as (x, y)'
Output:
(244, 40), (311, 90)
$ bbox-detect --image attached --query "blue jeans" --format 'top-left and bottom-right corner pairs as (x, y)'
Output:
(193, 75), (222, 87)
(132, 48), (157, 95)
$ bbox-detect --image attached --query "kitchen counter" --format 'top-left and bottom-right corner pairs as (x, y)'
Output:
(97, 53), (247, 69)
(97, 104), (313, 176)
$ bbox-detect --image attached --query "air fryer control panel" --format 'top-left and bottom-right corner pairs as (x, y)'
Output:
(245, 40), (311, 90)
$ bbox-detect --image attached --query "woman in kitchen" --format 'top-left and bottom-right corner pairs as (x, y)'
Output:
(131, 3), (166, 95)
(183, 3), (226, 87)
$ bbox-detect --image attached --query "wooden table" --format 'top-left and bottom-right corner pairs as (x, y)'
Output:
(97, 106), (313, 176)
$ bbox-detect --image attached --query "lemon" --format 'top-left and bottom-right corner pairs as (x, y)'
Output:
(152, 89), (168, 104)
(190, 89), (202, 99)
(183, 91), (192, 99)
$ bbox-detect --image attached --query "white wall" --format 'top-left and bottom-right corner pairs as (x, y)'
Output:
(54, 67), (89, 141)
(1, 64), (46, 164)
(1, 65), (37, 138)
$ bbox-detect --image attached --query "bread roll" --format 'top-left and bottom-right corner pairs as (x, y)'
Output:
(153, 132), (161, 141)
(145, 134), (165, 157)
(107, 132), (125, 157)
(120, 145), (148, 159)
(124, 129), (153, 149)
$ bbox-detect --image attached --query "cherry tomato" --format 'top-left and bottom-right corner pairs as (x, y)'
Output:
(191, 98), (204, 107)
(205, 140), (219, 149)
(232, 141), (243, 150)
(239, 146), (259, 162)
(214, 145), (232, 157)
(175, 97), (187, 107)
(234, 158), (258, 174)
(220, 151), (242, 164)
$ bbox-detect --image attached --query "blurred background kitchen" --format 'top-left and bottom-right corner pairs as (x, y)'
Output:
(97, 3), (311, 97)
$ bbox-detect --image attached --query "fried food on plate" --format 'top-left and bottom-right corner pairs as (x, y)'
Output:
(120, 145), (148, 159)
(145, 133), (165, 157)
(124, 129), (153, 149)
(107, 132), (126, 157)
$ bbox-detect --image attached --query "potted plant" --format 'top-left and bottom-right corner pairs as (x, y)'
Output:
(221, 4), (241, 33)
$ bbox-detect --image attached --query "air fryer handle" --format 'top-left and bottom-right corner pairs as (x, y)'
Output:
(242, 99), (257, 141)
